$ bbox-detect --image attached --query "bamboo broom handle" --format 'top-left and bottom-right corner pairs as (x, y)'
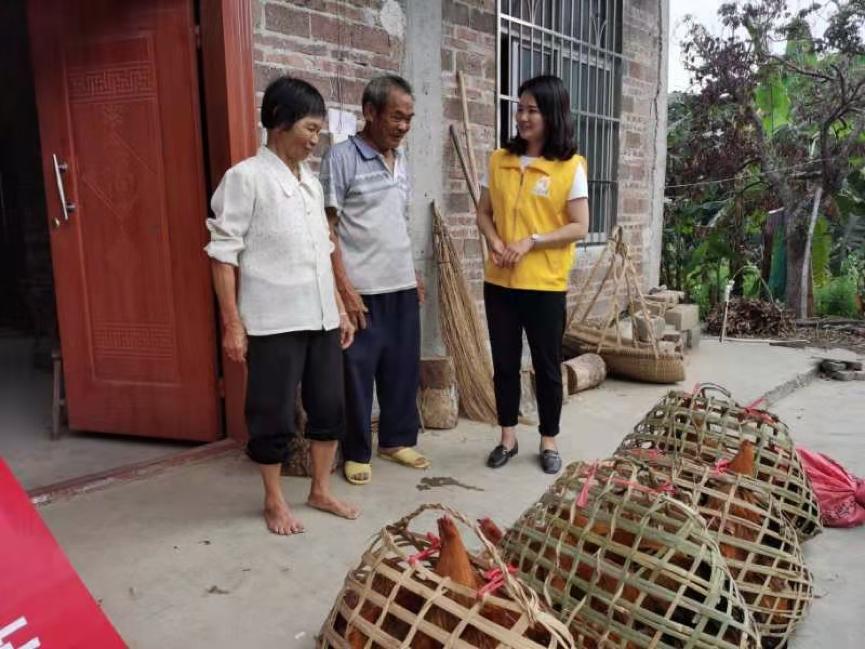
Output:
(448, 124), (488, 262)
(457, 70), (480, 193)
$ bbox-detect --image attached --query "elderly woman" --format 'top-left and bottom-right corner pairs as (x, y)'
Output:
(206, 77), (358, 535)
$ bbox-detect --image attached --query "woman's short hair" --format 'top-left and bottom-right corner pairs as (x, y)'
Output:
(505, 75), (578, 161)
(261, 76), (326, 131)
(362, 75), (413, 114)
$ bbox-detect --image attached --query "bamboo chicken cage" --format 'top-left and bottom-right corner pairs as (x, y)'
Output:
(617, 384), (822, 539)
(616, 448), (813, 648)
(500, 459), (762, 649)
(319, 504), (575, 649)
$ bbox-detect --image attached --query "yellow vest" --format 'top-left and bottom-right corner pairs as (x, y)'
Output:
(485, 149), (586, 291)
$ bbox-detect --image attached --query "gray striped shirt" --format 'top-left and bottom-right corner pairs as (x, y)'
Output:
(320, 135), (416, 295)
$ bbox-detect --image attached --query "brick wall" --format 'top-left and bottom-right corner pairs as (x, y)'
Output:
(440, 0), (497, 306)
(252, 0), (405, 157)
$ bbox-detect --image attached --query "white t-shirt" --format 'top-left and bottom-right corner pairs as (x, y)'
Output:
(480, 156), (589, 201)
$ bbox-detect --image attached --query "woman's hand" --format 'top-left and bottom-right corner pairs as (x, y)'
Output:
(501, 237), (534, 267)
(339, 312), (356, 349)
(487, 237), (507, 267)
(223, 321), (247, 363)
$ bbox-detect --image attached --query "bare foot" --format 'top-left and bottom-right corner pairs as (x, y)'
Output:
(264, 497), (304, 535)
(307, 493), (360, 520)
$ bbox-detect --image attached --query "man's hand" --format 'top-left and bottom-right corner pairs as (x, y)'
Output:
(488, 237), (507, 267)
(223, 321), (247, 363)
(501, 237), (534, 268)
(416, 271), (426, 305)
(340, 286), (368, 330)
(339, 313), (355, 349)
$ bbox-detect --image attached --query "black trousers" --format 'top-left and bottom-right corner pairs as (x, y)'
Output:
(483, 282), (566, 437)
(342, 288), (420, 464)
(245, 329), (344, 465)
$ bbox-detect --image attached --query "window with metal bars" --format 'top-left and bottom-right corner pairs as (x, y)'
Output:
(497, 0), (623, 244)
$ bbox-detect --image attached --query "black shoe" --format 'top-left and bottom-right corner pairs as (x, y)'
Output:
(487, 442), (518, 468)
(540, 449), (562, 474)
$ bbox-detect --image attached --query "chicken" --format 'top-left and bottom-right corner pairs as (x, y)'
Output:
(344, 557), (425, 648)
(477, 517), (505, 546)
(726, 439), (756, 477)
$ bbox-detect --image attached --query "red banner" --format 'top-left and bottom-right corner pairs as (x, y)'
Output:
(0, 459), (126, 648)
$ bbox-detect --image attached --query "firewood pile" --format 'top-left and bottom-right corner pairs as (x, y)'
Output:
(319, 383), (821, 648)
(705, 299), (796, 337)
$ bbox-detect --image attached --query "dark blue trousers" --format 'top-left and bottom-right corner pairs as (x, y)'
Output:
(342, 288), (420, 463)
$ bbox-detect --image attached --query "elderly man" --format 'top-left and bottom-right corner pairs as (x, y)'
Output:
(320, 75), (429, 485)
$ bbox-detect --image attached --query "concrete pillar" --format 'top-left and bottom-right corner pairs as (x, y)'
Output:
(401, 0), (445, 356)
(645, 0), (670, 290)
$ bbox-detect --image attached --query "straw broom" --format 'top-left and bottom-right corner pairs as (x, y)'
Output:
(431, 201), (497, 424)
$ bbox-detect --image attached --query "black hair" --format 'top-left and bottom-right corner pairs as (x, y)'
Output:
(362, 75), (413, 113)
(261, 76), (326, 131)
(505, 75), (577, 161)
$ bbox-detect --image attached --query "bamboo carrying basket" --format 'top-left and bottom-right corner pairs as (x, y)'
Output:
(564, 228), (685, 384)
(500, 460), (761, 649)
(319, 504), (575, 649)
(617, 384), (822, 539)
(616, 450), (813, 648)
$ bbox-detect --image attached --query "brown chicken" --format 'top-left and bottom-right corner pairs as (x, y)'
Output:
(477, 517), (505, 546)
(701, 440), (793, 639)
(344, 556), (425, 649)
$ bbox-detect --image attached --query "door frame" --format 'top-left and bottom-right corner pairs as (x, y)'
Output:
(199, 0), (255, 441)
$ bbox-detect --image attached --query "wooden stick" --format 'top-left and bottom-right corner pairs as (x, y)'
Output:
(457, 70), (480, 193)
(449, 124), (479, 208)
(448, 124), (487, 262)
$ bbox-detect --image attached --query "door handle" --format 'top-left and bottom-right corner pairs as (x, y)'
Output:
(51, 154), (76, 228)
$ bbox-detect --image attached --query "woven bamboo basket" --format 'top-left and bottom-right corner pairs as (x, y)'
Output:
(616, 449), (813, 648)
(500, 459), (762, 649)
(319, 504), (575, 649)
(617, 384), (822, 539)
(564, 227), (685, 385)
(565, 324), (686, 384)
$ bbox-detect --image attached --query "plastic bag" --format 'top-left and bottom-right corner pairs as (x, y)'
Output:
(797, 447), (865, 528)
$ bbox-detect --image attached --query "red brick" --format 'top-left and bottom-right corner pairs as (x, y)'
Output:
(351, 24), (394, 56)
(254, 64), (283, 92)
(441, 49), (454, 72)
(469, 8), (495, 33)
(264, 4), (310, 38)
(445, 192), (471, 213)
(443, 0), (470, 25)
(257, 34), (328, 56)
(310, 13), (340, 41)
(454, 51), (485, 77)
(444, 97), (495, 127)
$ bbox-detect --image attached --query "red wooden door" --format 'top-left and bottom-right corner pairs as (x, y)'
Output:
(28, 0), (221, 441)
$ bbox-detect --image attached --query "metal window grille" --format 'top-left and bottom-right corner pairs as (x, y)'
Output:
(497, 0), (623, 244)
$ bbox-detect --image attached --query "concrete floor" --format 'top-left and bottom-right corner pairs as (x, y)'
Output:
(771, 380), (865, 648)
(0, 336), (196, 490)
(34, 340), (865, 648)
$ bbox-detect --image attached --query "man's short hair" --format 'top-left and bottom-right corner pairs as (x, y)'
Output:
(361, 75), (413, 113)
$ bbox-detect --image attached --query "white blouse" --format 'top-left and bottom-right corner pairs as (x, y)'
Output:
(205, 147), (339, 336)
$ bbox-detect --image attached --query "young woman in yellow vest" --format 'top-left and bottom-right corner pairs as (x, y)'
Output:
(477, 75), (590, 474)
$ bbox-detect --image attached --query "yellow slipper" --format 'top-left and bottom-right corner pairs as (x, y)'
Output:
(377, 447), (430, 470)
(344, 461), (371, 485)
